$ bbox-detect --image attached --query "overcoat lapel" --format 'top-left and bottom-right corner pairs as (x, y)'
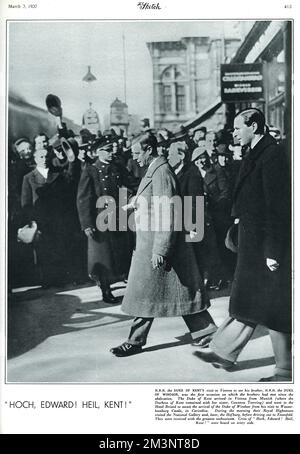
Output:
(136, 156), (168, 199)
(32, 168), (60, 185)
(204, 168), (217, 187)
(32, 168), (46, 184)
(46, 171), (60, 184)
(233, 134), (275, 200)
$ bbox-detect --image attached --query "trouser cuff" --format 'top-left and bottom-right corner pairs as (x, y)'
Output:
(190, 324), (217, 340)
(126, 339), (145, 347)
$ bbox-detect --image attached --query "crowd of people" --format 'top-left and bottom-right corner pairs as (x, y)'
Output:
(8, 118), (246, 292)
(8, 106), (291, 381)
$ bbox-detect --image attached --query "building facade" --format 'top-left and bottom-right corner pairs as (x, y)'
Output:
(147, 33), (241, 132)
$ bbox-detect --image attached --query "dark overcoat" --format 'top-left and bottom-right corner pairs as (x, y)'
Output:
(229, 134), (291, 333)
(77, 159), (133, 284)
(183, 164), (224, 281)
(176, 163), (204, 228)
(176, 163), (210, 274)
(21, 167), (75, 284)
(121, 157), (210, 318)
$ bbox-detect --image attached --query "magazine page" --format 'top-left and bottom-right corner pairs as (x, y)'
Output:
(0, 0), (298, 436)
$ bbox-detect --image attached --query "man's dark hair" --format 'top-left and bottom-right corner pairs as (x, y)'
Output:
(33, 133), (49, 143)
(237, 108), (266, 135)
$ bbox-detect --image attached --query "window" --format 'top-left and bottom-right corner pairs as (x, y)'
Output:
(176, 85), (186, 113)
(163, 85), (172, 112)
(161, 66), (186, 114)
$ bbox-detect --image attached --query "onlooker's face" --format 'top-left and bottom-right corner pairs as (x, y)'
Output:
(132, 142), (152, 168)
(34, 149), (48, 168)
(16, 141), (32, 160)
(97, 148), (113, 162)
(193, 130), (205, 143)
(206, 132), (216, 141)
(168, 150), (181, 167)
(197, 140), (207, 154)
(35, 135), (48, 151)
(167, 144), (184, 168)
(131, 143), (140, 161)
(233, 116), (254, 146)
(78, 149), (86, 162)
(206, 137), (216, 150)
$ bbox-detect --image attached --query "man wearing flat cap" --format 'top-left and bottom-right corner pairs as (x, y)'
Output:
(77, 133), (135, 304)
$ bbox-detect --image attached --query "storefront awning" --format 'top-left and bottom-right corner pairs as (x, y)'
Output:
(182, 98), (223, 130)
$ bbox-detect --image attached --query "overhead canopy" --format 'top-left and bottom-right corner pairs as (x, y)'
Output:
(230, 21), (271, 63)
(182, 98), (223, 130)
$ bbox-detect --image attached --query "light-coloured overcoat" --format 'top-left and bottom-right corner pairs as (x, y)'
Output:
(121, 156), (209, 318)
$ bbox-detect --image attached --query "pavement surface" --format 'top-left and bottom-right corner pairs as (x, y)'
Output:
(7, 282), (275, 383)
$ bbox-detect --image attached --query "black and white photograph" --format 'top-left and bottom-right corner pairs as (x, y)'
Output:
(5, 18), (293, 385)
(1, 0), (299, 436)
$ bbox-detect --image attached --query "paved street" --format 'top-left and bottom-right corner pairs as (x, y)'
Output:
(7, 283), (275, 383)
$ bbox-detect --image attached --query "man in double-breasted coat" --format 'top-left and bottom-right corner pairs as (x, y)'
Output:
(77, 140), (135, 304)
(195, 108), (292, 381)
(110, 134), (216, 357)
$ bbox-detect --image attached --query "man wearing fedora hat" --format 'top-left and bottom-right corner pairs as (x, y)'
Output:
(194, 108), (292, 381)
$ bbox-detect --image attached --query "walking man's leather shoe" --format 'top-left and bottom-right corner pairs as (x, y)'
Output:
(102, 289), (119, 304)
(191, 334), (214, 348)
(193, 347), (235, 370)
(110, 342), (142, 357)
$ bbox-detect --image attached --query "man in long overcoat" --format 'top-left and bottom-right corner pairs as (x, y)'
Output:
(195, 108), (292, 381)
(110, 134), (216, 357)
(21, 148), (76, 287)
(9, 138), (36, 288)
(191, 147), (230, 289)
(77, 139), (135, 304)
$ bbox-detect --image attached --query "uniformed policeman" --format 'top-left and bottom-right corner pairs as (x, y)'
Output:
(77, 135), (134, 303)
